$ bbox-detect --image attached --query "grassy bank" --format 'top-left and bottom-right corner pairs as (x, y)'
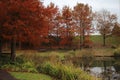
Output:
(90, 35), (120, 47)
(0, 49), (103, 80)
(1, 46), (119, 80)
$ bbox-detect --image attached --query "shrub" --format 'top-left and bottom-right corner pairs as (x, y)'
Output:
(37, 62), (98, 80)
(69, 51), (75, 55)
(21, 61), (37, 73)
(111, 45), (117, 49)
(1, 55), (37, 73)
(114, 47), (120, 57)
(37, 62), (59, 78)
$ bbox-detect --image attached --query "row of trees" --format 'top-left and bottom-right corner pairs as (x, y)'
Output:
(0, 0), (119, 61)
(50, 4), (93, 49)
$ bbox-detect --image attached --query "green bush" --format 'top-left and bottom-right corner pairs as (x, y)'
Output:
(37, 62), (59, 78)
(1, 61), (37, 72)
(21, 61), (37, 73)
(37, 62), (97, 80)
(69, 51), (75, 55)
(1, 63), (21, 71)
(114, 47), (120, 57)
(1, 55), (37, 73)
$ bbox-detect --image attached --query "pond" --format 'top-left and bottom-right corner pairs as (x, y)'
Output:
(71, 57), (120, 80)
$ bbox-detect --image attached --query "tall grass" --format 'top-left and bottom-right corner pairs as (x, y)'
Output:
(37, 62), (100, 80)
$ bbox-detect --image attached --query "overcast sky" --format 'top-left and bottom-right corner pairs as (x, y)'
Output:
(43, 0), (120, 23)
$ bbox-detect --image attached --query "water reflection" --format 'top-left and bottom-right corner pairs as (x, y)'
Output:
(72, 57), (120, 80)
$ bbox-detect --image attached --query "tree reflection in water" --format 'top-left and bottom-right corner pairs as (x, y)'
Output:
(72, 57), (120, 80)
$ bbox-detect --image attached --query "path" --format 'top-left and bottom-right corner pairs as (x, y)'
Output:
(0, 70), (17, 80)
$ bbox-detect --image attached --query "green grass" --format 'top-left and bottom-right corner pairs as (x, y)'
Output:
(90, 35), (120, 46)
(90, 35), (102, 44)
(10, 72), (53, 80)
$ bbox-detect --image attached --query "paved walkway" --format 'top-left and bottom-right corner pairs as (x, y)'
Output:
(0, 70), (17, 80)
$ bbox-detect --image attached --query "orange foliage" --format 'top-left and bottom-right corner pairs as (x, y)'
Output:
(0, 0), (58, 47)
(0, 1), (94, 49)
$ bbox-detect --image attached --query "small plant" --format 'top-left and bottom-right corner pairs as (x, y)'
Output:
(0, 54), (37, 73)
(1, 63), (21, 71)
(114, 47), (120, 57)
(21, 61), (37, 73)
(69, 50), (75, 55)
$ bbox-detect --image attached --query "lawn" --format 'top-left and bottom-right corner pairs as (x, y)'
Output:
(90, 35), (120, 46)
(10, 72), (53, 80)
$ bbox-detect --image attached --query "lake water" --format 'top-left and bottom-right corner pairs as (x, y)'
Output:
(72, 57), (120, 80)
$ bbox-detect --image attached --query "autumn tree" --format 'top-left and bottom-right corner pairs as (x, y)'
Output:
(61, 6), (75, 49)
(49, 12), (63, 48)
(95, 9), (117, 46)
(111, 22), (120, 46)
(0, 0), (57, 61)
(112, 22), (120, 36)
(73, 3), (93, 49)
(0, 0), (43, 61)
(39, 2), (58, 48)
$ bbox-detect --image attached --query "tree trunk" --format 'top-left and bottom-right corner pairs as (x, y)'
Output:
(18, 40), (21, 50)
(80, 35), (82, 50)
(82, 28), (85, 47)
(79, 21), (82, 50)
(56, 37), (60, 49)
(10, 36), (16, 61)
(0, 36), (2, 56)
(103, 34), (106, 46)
